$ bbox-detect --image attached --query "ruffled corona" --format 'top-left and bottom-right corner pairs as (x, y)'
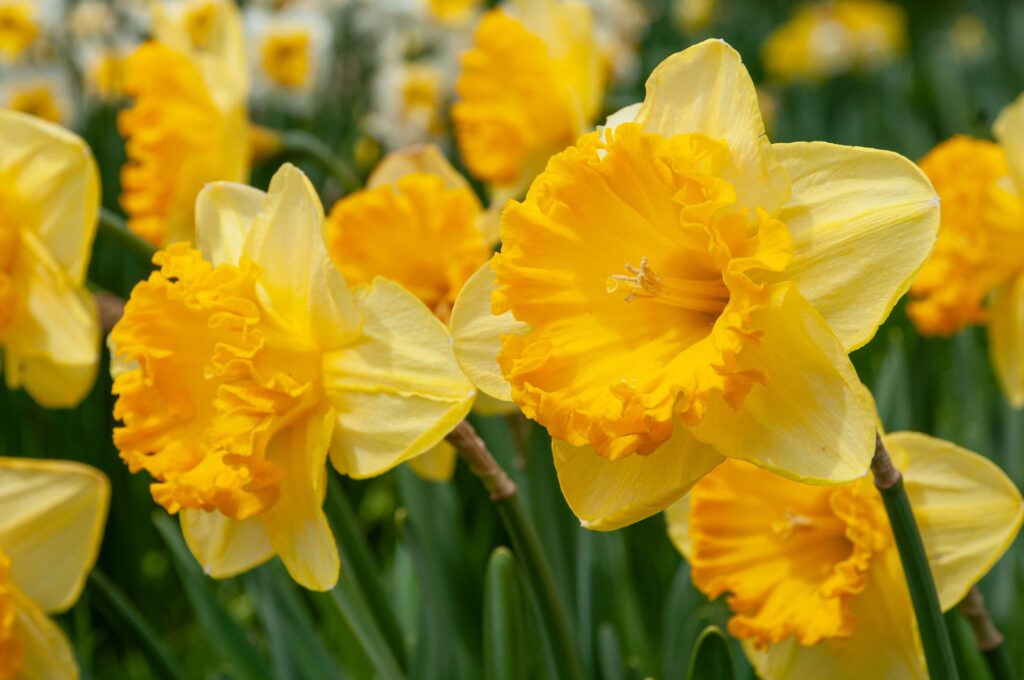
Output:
(908, 136), (1024, 336)
(0, 190), (20, 336)
(0, 553), (21, 680)
(688, 460), (889, 648)
(494, 124), (792, 460)
(260, 30), (311, 90)
(112, 244), (322, 519)
(326, 173), (489, 323)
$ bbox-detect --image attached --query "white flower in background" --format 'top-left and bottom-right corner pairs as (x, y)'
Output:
(0, 0), (62, 63)
(244, 4), (331, 113)
(0, 63), (76, 125)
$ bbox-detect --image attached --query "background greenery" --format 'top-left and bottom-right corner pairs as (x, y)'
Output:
(3, 0), (1024, 678)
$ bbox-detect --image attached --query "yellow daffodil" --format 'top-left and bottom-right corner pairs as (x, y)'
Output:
(0, 458), (109, 680)
(110, 163), (475, 590)
(762, 0), (906, 82)
(666, 432), (1023, 679)
(0, 110), (100, 408)
(325, 145), (499, 482)
(119, 0), (249, 247)
(908, 96), (1024, 405)
(449, 39), (939, 530)
(0, 1), (39, 61)
(673, 0), (716, 34)
(452, 0), (604, 198)
(427, 0), (483, 24)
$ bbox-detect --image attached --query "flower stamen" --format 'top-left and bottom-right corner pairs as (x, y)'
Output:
(607, 256), (730, 314)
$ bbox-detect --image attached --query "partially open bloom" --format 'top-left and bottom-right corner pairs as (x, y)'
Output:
(908, 98), (1024, 405)
(110, 164), (475, 590)
(0, 110), (100, 407)
(450, 40), (938, 529)
(0, 458), (109, 680)
(762, 0), (906, 82)
(119, 0), (249, 246)
(666, 432), (1023, 679)
(452, 0), (604, 198)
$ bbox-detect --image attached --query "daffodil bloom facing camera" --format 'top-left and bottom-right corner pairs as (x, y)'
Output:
(326, 145), (502, 482)
(119, 0), (249, 247)
(666, 432), (1023, 679)
(909, 97), (1024, 406)
(0, 110), (100, 408)
(452, 0), (604, 199)
(110, 164), (475, 590)
(0, 458), (109, 680)
(449, 39), (938, 530)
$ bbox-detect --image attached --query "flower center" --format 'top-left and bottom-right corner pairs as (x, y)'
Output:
(688, 461), (890, 649)
(607, 256), (730, 314)
(111, 244), (325, 520)
(0, 552), (21, 680)
(0, 2), (38, 59)
(260, 31), (311, 89)
(7, 85), (62, 124)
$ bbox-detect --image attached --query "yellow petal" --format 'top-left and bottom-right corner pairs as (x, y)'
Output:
(324, 277), (475, 478)
(635, 39), (790, 214)
(449, 258), (529, 402)
(601, 102), (642, 134)
(367, 144), (470, 191)
(194, 181), (265, 266)
(471, 392), (519, 416)
(664, 496), (693, 560)
(241, 163), (362, 348)
(689, 284), (875, 484)
(407, 440), (458, 482)
(0, 110), (99, 285)
(885, 431), (1024, 610)
(994, 91), (1024, 196)
(989, 275), (1024, 408)
(180, 510), (274, 579)
(2, 235), (99, 408)
(553, 426), (724, 531)
(259, 406), (338, 591)
(0, 459), (109, 613)
(743, 547), (926, 680)
(11, 589), (79, 680)
(772, 141), (939, 351)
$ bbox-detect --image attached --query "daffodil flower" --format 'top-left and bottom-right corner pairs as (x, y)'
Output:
(452, 0), (604, 199)
(110, 163), (475, 590)
(449, 39), (938, 530)
(119, 0), (249, 246)
(0, 110), (100, 408)
(0, 458), (109, 680)
(325, 144), (505, 482)
(665, 432), (1023, 679)
(909, 95), (1024, 406)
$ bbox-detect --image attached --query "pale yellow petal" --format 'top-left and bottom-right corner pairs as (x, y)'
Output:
(367, 144), (470, 191)
(994, 91), (1024, 196)
(772, 141), (940, 351)
(324, 277), (475, 478)
(689, 284), (875, 484)
(471, 392), (519, 416)
(664, 496), (693, 560)
(601, 102), (642, 135)
(194, 181), (265, 266)
(449, 258), (529, 402)
(180, 510), (274, 579)
(636, 39), (790, 214)
(553, 426), (725, 531)
(0, 110), (99, 284)
(989, 275), (1024, 408)
(0, 459), (109, 613)
(885, 431), (1024, 610)
(260, 406), (338, 591)
(11, 589), (79, 680)
(2, 234), (99, 408)
(242, 164), (362, 348)
(744, 547), (926, 680)
(407, 440), (458, 482)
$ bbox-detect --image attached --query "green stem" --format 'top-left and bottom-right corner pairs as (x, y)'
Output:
(277, 130), (361, 194)
(446, 421), (584, 680)
(97, 207), (156, 262)
(329, 575), (406, 680)
(959, 586), (1016, 680)
(872, 433), (959, 680)
(89, 571), (183, 680)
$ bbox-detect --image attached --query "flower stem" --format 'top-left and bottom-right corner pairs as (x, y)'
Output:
(97, 207), (156, 262)
(446, 420), (584, 680)
(872, 432), (959, 680)
(276, 130), (361, 194)
(959, 585), (1015, 680)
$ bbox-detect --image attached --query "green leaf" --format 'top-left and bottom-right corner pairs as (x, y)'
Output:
(686, 626), (734, 680)
(483, 548), (528, 680)
(152, 513), (269, 680)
